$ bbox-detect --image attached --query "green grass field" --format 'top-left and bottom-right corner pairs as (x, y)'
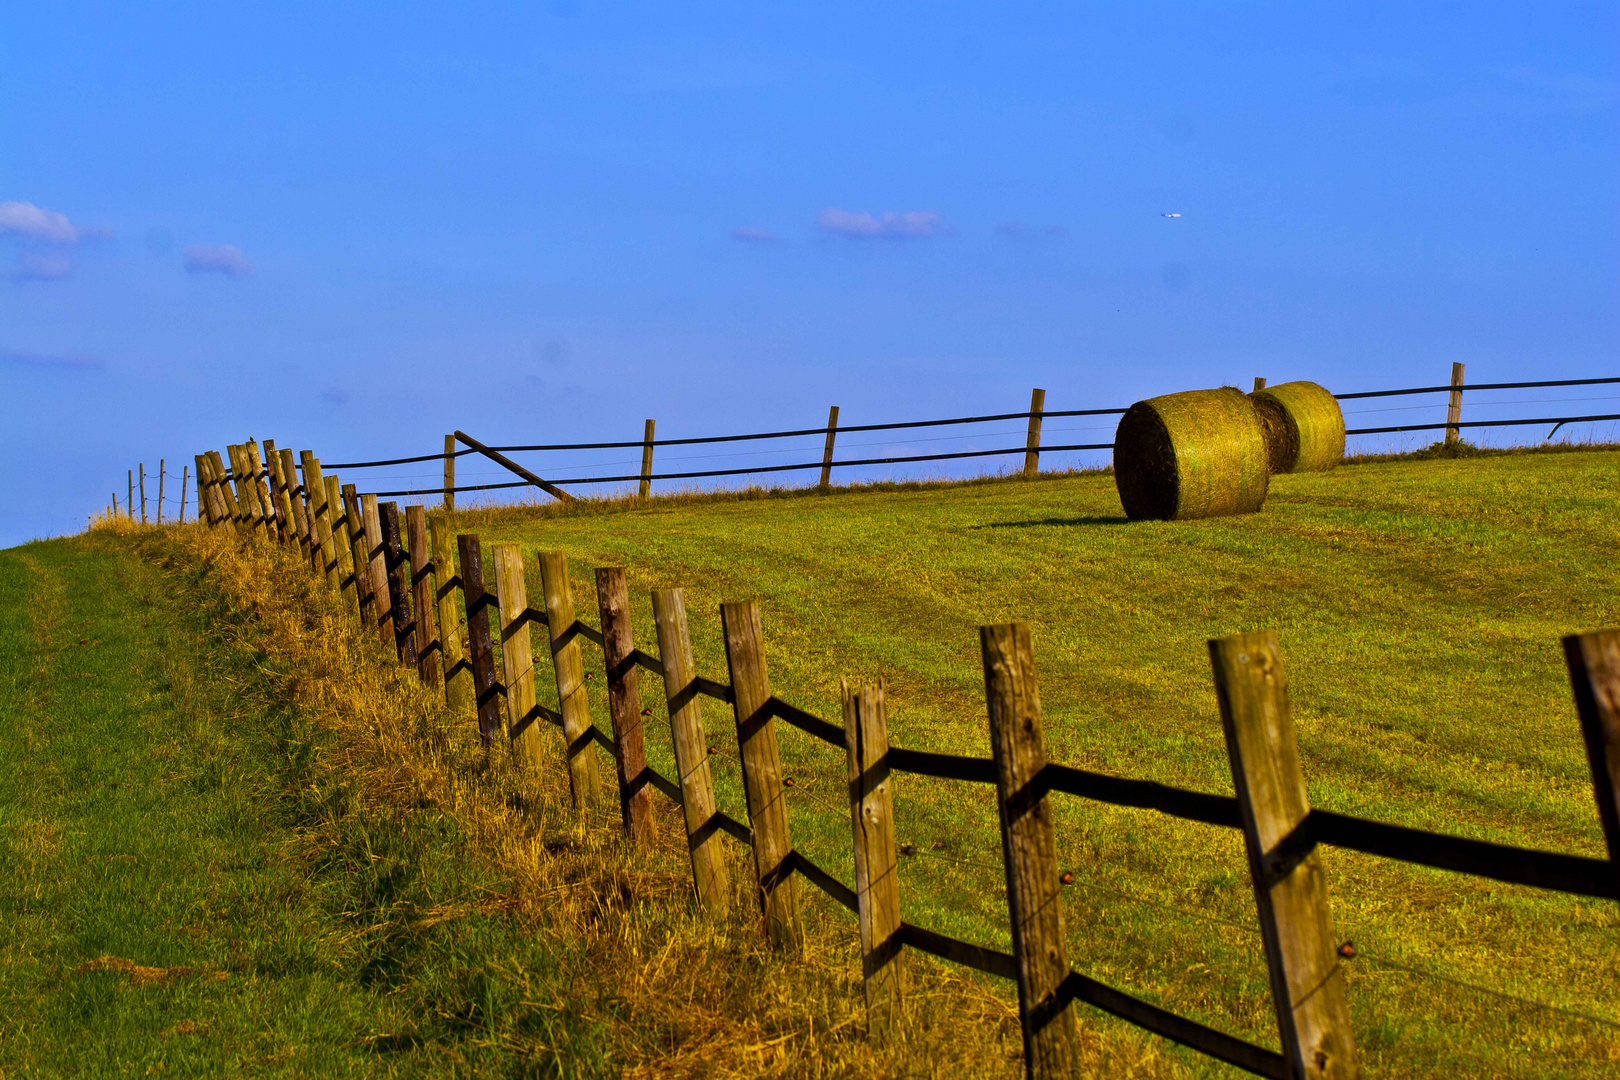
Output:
(2, 449), (1616, 1077)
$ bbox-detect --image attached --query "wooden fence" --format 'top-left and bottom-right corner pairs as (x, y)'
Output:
(187, 435), (1620, 1080)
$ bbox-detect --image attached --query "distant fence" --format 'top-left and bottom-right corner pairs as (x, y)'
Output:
(183, 443), (1620, 1079)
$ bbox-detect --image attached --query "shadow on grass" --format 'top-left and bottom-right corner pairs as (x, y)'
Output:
(974, 515), (1133, 529)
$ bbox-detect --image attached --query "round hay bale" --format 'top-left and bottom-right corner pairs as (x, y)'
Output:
(1113, 387), (1269, 520)
(1248, 380), (1345, 473)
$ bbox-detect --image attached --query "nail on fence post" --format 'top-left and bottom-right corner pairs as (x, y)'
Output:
(1445, 362), (1465, 444)
(596, 567), (655, 842)
(247, 441), (276, 541)
(492, 544), (541, 763)
(279, 449), (311, 560)
(301, 452), (340, 589)
(721, 599), (803, 949)
(380, 503), (417, 667)
(1023, 389), (1046, 478)
(1208, 631), (1357, 1080)
(842, 676), (904, 1042)
(1561, 630), (1620, 906)
(341, 485), (373, 627)
(651, 588), (731, 912)
(820, 405), (840, 488)
(156, 460), (165, 525)
(326, 477), (354, 605)
(981, 621), (1078, 1079)
(407, 506), (441, 688)
(443, 434), (456, 512)
(457, 535), (504, 746)
(539, 552), (601, 809)
(361, 495), (395, 650)
(178, 465), (188, 524)
(1253, 377), (1267, 393)
(639, 419), (655, 500)
(430, 519), (473, 716)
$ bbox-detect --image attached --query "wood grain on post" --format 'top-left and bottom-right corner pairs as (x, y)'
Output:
(1209, 631), (1357, 1080)
(208, 451), (242, 532)
(157, 459), (165, 525)
(981, 621), (1078, 1078)
(1562, 630), (1620, 903)
(380, 503), (417, 667)
(361, 494), (394, 649)
(223, 446), (250, 531)
(192, 455), (216, 526)
(493, 544), (542, 764)
(431, 519), (473, 716)
(140, 463), (147, 524)
(261, 440), (286, 543)
(458, 534), (504, 746)
(539, 552), (601, 809)
(443, 434), (456, 512)
(843, 677), (904, 1041)
(245, 441), (275, 539)
(820, 406), (840, 488)
(651, 588), (731, 912)
(228, 446), (262, 536)
(128, 469), (134, 520)
(300, 452), (340, 589)
(178, 465), (189, 525)
(278, 449), (311, 559)
(1253, 377), (1268, 393)
(406, 506), (441, 688)
(1445, 361), (1465, 444)
(721, 599), (803, 949)
(326, 477), (354, 607)
(1023, 388), (1046, 478)
(595, 567), (655, 842)
(639, 419), (656, 500)
(341, 485), (374, 628)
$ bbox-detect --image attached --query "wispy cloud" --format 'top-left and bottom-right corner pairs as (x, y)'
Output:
(184, 243), (253, 278)
(13, 251), (75, 281)
(816, 208), (941, 240)
(0, 349), (103, 371)
(0, 201), (80, 245)
(996, 223), (1067, 242)
(730, 226), (781, 243)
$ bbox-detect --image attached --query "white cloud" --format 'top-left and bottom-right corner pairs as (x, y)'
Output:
(0, 201), (80, 245)
(816, 208), (941, 239)
(730, 226), (781, 243)
(13, 251), (74, 281)
(183, 243), (252, 278)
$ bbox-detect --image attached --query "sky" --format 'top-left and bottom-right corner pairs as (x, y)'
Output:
(2, 1), (1616, 544)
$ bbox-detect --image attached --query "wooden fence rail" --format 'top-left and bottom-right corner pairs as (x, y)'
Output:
(188, 436), (1620, 1080)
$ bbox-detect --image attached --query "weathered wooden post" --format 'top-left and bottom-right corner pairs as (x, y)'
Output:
(1562, 629), (1620, 904)
(128, 469), (134, 520)
(1253, 377), (1268, 393)
(300, 452), (340, 589)
(178, 465), (189, 524)
(1023, 389), (1046, 478)
(341, 485), (374, 628)
(379, 503), (417, 667)
(443, 434), (456, 512)
(156, 460), (165, 525)
(639, 419), (656, 500)
(457, 534), (504, 746)
(843, 677), (904, 1042)
(247, 442), (276, 541)
(1209, 631), (1357, 1080)
(192, 455), (215, 526)
(139, 463), (147, 524)
(361, 494), (394, 649)
(277, 449), (311, 559)
(492, 544), (542, 764)
(430, 519), (473, 716)
(981, 621), (1078, 1078)
(721, 600), (803, 949)
(651, 588), (731, 912)
(208, 451), (242, 532)
(1445, 362), (1465, 444)
(406, 506), (441, 688)
(538, 552), (601, 809)
(820, 406), (840, 488)
(325, 477), (353, 606)
(595, 567), (655, 842)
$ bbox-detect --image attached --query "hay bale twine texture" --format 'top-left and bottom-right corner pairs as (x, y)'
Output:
(1113, 387), (1270, 521)
(1248, 380), (1345, 474)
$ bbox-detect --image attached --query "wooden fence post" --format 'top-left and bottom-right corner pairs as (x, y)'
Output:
(191, 455), (214, 526)
(596, 567), (655, 842)
(1023, 389), (1046, 478)
(301, 452), (339, 589)
(431, 519), (473, 717)
(247, 442), (276, 541)
(156, 460), (165, 525)
(341, 485), (374, 628)
(443, 434), (456, 512)
(260, 440), (285, 543)
(457, 534), (504, 746)
(539, 552), (601, 809)
(721, 599), (803, 949)
(493, 544), (542, 764)
(1561, 630), (1620, 901)
(278, 449), (311, 559)
(208, 452), (242, 532)
(639, 419), (656, 500)
(1253, 377), (1267, 393)
(651, 588), (731, 912)
(407, 506), (441, 689)
(361, 494), (395, 649)
(326, 477), (354, 607)
(380, 503), (417, 667)
(981, 621), (1077, 1078)
(140, 464), (147, 524)
(1445, 362), (1465, 444)
(228, 446), (262, 536)
(843, 677), (904, 1041)
(128, 469), (134, 520)
(820, 406), (840, 488)
(178, 465), (188, 524)
(223, 447), (250, 531)
(1209, 631), (1356, 1080)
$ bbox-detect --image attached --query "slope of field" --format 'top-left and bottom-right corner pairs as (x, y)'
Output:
(454, 450), (1620, 1078)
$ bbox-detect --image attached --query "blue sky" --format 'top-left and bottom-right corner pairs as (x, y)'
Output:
(3, 2), (1616, 544)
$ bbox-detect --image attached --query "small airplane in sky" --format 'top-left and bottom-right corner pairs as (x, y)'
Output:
(1161, 212), (1181, 218)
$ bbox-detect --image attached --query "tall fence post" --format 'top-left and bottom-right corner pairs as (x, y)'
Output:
(139, 464), (147, 524)
(178, 465), (188, 524)
(430, 519), (473, 717)
(208, 452), (242, 532)
(493, 544), (542, 764)
(981, 621), (1077, 1079)
(820, 405), (840, 488)
(842, 677), (904, 1042)
(539, 552), (601, 809)
(341, 485), (374, 629)
(128, 469), (134, 520)
(156, 460), (165, 525)
(1445, 362), (1465, 444)
(247, 442), (276, 541)
(229, 446), (263, 536)
(720, 600), (803, 949)
(278, 449), (310, 558)
(457, 534), (504, 746)
(1209, 631), (1356, 1080)
(651, 588), (731, 912)
(301, 452), (339, 589)
(1023, 389), (1046, 478)
(380, 503), (417, 667)
(191, 455), (213, 526)
(1561, 630), (1620, 901)
(260, 441), (284, 543)
(639, 419), (656, 500)
(361, 495), (394, 649)
(596, 567), (655, 843)
(407, 506), (441, 689)
(327, 477), (354, 609)
(443, 434), (456, 512)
